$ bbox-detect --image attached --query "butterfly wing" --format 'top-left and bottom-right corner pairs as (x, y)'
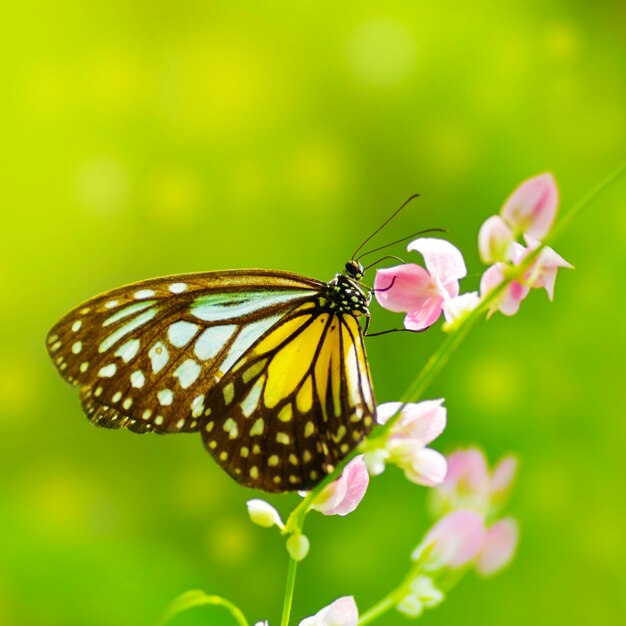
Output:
(199, 308), (376, 492)
(46, 270), (323, 434)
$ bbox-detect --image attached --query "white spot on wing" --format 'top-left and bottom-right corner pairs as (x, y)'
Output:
(135, 289), (155, 299)
(220, 316), (281, 373)
(103, 301), (155, 327)
(157, 389), (174, 405)
(148, 341), (169, 373)
(71, 320), (82, 332)
(99, 308), (157, 352)
(167, 320), (199, 347)
(130, 370), (145, 388)
(98, 363), (117, 377)
(190, 291), (312, 322)
(173, 359), (201, 388)
(114, 338), (140, 363)
(194, 324), (237, 361)
(169, 282), (187, 293)
(191, 394), (205, 417)
(241, 376), (265, 417)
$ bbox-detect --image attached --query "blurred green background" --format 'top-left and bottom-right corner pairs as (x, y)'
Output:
(1, 1), (625, 625)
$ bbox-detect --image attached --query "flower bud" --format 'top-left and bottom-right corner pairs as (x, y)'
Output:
(500, 172), (558, 239)
(286, 532), (310, 562)
(396, 576), (444, 618)
(246, 499), (284, 529)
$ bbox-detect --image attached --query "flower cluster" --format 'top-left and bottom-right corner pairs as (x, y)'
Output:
(395, 448), (519, 617)
(374, 173), (572, 327)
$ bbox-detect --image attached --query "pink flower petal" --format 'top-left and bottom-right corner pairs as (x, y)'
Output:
(442, 291), (480, 324)
(299, 596), (359, 626)
(413, 510), (486, 569)
(406, 448), (448, 486)
(478, 215), (514, 264)
(374, 264), (436, 313)
(476, 518), (519, 575)
(480, 263), (529, 317)
(377, 400), (446, 445)
(500, 173), (559, 239)
(403, 296), (444, 331)
(521, 236), (574, 300)
(490, 455), (518, 496)
(441, 448), (490, 496)
(408, 238), (467, 284)
(386, 441), (447, 486)
(311, 456), (369, 516)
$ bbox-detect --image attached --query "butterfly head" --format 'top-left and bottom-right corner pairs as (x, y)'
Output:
(344, 259), (364, 280)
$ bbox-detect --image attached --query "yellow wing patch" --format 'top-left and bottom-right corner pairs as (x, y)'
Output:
(200, 310), (376, 492)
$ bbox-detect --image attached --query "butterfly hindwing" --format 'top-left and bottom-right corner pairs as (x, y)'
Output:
(47, 270), (322, 434)
(200, 307), (376, 492)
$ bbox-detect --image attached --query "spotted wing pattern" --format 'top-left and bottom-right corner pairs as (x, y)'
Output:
(200, 309), (376, 491)
(47, 270), (321, 435)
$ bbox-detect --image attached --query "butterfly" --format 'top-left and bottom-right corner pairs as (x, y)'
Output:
(46, 260), (376, 492)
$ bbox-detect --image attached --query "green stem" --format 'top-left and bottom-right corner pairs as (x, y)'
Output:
(358, 595), (397, 625)
(550, 159), (626, 242)
(156, 590), (249, 626)
(280, 555), (298, 626)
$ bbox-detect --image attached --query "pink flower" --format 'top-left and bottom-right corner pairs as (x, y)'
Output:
(480, 254), (530, 317)
(365, 401), (447, 486)
(481, 237), (573, 316)
(500, 172), (559, 239)
(478, 215), (514, 264)
(311, 456), (369, 516)
(521, 235), (574, 300)
(476, 518), (519, 576)
(299, 596), (358, 626)
(374, 238), (467, 331)
(433, 448), (517, 515)
(412, 510), (486, 570)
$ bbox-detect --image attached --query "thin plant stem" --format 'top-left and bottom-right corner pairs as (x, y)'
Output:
(358, 595), (398, 625)
(156, 590), (249, 626)
(280, 556), (298, 626)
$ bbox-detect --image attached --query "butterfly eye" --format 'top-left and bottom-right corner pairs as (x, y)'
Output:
(344, 260), (364, 279)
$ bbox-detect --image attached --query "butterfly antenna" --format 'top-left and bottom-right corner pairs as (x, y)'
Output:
(351, 194), (420, 260)
(357, 227), (447, 261)
(362, 255), (406, 272)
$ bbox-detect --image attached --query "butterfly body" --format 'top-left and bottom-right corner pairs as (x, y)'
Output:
(47, 266), (376, 492)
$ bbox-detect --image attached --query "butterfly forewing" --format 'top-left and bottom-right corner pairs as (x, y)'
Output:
(47, 270), (322, 434)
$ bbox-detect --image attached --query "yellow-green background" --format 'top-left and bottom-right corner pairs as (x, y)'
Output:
(1, 2), (624, 625)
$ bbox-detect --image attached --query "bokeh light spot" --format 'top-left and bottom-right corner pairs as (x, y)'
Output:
(464, 353), (524, 415)
(544, 23), (580, 61)
(0, 358), (39, 422)
(205, 515), (254, 566)
(147, 168), (202, 223)
(287, 138), (353, 203)
(346, 18), (417, 87)
(74, 156), (130, 215)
